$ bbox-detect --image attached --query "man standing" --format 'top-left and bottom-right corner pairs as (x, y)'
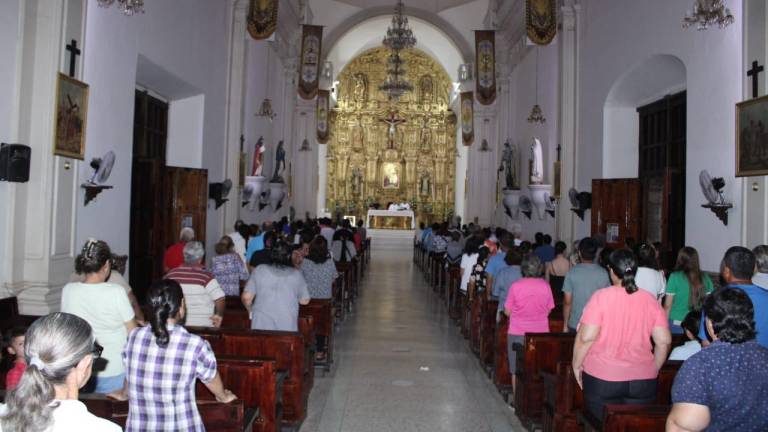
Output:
(485, 231), (514, 291)
(163, 227), (194, 273)
(228, 220), (248, 264)
(562, 238), (610, 333)
(165, 241), (226, 328)
(534, 234), (556, 263)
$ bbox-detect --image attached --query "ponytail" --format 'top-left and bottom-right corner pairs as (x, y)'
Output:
(607, 249), (639, 294)
(74, 239), (112, 275)
(147, 279), (184, 348)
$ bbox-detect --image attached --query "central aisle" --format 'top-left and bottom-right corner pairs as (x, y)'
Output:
(300, 235), (525, 432)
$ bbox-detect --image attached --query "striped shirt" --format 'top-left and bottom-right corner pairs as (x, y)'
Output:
(123, 325), (217, 431)
(165, 266), (225, 327)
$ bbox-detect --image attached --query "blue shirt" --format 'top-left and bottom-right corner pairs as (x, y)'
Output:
(493, 265), (522, 312)
(485, 252), (509, 279)
(245, 234), (265, 262)
(534, 244), (555, 263)
(699, 284), (768, 348)
(672, 340), (768, 431)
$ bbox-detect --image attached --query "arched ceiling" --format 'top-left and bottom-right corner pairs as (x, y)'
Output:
(332, 0), (480, 12)
(606, 54), (687, 107)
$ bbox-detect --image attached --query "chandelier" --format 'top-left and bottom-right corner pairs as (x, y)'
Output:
(682, 0), (734, 30)
(97, 0), (145, 15)
(379, 1), (416, 100)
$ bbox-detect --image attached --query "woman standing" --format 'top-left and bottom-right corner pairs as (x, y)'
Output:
(572, 249), (671, 421)
(210, 235), (249, 297)
(0, 313), (121, 431)
(545, 241), (572, 303)
(664, 247), (713, 334)
(61, 239), (136, 398)
(504, 255), (555, 393)
(242, 240), (311, 332)
(634, 243), (666, 301)
(123, 279), (236, 431)
(459, 236), (483, 293)
(301, 236), (338, 300)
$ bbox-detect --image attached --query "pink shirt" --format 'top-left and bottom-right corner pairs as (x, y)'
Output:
(5, 361), (26, 390)
(580, 286), (668, 382)
(504, 277), (555, 335)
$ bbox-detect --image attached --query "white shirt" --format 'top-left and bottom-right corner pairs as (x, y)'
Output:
(635, 267), (666, 301)
(668, 340), (702, 361)
(320, 226), (335, 250)
(459, 253), (478, 292)
(228, 231), (247, 264)
(753, 272), (768, 291)
(0, 400), (121, 432)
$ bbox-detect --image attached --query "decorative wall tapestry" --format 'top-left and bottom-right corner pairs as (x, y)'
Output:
(474, 30), (496, 105)
(298, 25), (323, 100)
(316, 89), (330, 144)
(54, 73), (88, 159)
(247, 0), (278, 40)
(461, 91), (474, 146)
(526, 0), (557, 45)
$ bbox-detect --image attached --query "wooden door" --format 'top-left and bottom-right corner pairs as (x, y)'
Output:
(591, 179), (641, 249)
(163, 167), (208, 256)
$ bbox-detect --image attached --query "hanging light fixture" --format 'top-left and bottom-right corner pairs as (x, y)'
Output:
(528, 49), (546, 124)
(378, 53), (413, 101)
(256, 44), (277, 122)
(379, 0), (417, 101)
(97, 0), (145, 15)
(682, 0), (734, 30)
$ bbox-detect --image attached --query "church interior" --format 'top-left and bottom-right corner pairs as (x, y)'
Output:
(1, 0), (768, 431)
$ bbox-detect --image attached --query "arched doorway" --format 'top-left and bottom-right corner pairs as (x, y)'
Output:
(325, 47), (456, 226)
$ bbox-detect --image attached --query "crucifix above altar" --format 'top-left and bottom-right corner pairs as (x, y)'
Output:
(379, 110), (407, 149)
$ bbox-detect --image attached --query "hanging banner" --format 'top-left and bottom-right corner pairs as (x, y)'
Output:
(316, 89), (330, 144)
(298, 25), (323, 100)
(247, 0), (278, 40)
(475, 30), (496, 105)
(526, 0), (557, 45)
(461, 91), (474, 146)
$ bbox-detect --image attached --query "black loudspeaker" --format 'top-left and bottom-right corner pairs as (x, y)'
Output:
(0, 143), (31, 183)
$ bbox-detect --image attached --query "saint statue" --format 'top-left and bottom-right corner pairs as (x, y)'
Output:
(251, 137), (265, 177)
(420, 175), (431, 196)
(351, 118), (364, 150)
(272, 140), (286, 182)
(530, 137), (544, 184)
(353, 73), (366, 102)
(498, 141), (518, 189)
(420, 118), (432, 151)
(351, 168), (362, 197)
(420, 76), (433, 105)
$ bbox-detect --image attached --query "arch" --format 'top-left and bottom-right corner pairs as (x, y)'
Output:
(602, 54), (686, 178)
(323, 6), (471, 83)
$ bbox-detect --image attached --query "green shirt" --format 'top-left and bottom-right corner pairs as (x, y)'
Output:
(666, 271), (714, 321)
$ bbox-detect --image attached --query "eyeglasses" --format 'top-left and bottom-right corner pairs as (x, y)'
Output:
(91, 341), (104, 359)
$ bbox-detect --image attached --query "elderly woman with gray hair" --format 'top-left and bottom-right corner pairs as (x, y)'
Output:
(163, 227), (195, 273)
(753, 245), (768, 291)
(503, 254), (555, 393)
(165, 241), (226, 327)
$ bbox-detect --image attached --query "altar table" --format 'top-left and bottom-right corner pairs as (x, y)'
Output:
(366, 210), (415, 230)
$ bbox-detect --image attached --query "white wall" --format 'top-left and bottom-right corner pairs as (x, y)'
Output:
(577, 0), (744, 270)
(80, 0), (231, 261)
(0, 0), (22, 296)
(167, 95), (205, 169)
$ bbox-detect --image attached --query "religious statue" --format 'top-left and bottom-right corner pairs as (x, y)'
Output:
(251, 137), (265, 176)
(272, 140), (286, 182)
(530, 137), (544, 184)
(420, 76), (433, 105)
(420, 174), (431, 196)
(379, 111), (407, 150)
(420, 118), (432, 151)
(351, 168), (363, 197)
(353, 73), (367, 102)
(498, 140), (519, 189)
(351, 117), (364, 150)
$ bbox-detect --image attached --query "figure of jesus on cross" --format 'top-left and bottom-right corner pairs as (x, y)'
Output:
(379, 110), (406, 149)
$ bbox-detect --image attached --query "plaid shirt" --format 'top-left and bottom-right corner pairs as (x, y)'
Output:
(123, 324), (218, 431)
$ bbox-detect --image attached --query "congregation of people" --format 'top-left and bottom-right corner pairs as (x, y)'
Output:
(415, 221), (768, 432)
(0, 216), (368, 431)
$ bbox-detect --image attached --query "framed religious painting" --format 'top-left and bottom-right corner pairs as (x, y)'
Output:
(382, 162), (401, 189)
(736, 95), (768, 176)
(53, 73), (89, 159)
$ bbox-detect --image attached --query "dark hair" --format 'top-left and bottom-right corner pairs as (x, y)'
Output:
(215, 236), (235, 255)
(307, 236), (329, 264)
(599, 247), (613, 271)
(300, 229), (315, 246)
(504, 247), (523, 266)
(262, 230), (277, 249)
(681, 310), (701, 341)
(704, 288), (756, 344)
(543, 234), (552, 245)
(463, 236), (483, 255)
(534, 232), (543, 243)
(675, 247), (705, 309)
(268, 239), (294, 268)
(147, 279), (184, 348)
(722, 246), (757, 280)
(578, 237), (598, 261)
(237, 224), (251, 242)
(635, 243), (658, 269)
(451, 231), (461, 242)
(2, 326), (27, 370)
(477, 247), (490, 263)
(519, 241), (532, 256)
(499, 232), (514, 249)
(607, 249), (639, 294)
(74, 239), (112, 275)
(554, 241), (567, 255)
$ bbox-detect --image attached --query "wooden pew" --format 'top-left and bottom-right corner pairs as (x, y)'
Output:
(335, 261), (355, 314)
(469, 287), (482, 354)
(581, 404), (670, 432)
(493, 314), (513, 397)
(447, 265), (461, 320)
(478, 296), (499, 373)
(299, 299), (334, 372)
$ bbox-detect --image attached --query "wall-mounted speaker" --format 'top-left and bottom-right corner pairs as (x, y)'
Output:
(0, 143), (31, 183)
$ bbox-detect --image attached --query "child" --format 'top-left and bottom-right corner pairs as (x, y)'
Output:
(3, 326), (27, 390)
(668, 310), (702, 361)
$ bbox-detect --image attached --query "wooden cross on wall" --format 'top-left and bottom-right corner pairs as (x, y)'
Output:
(748, 60), (764, 99)
(65, 39), (81, 77)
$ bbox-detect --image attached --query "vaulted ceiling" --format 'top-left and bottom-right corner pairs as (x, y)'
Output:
(331, 0), (480, 13)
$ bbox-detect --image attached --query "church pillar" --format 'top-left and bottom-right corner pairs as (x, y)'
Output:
(292, 96), (319, 219)
(493, 74), (512, 228)
(465, 105), (498, 226)
(8, 0), (85, 313)
(556, 2), (580, 247)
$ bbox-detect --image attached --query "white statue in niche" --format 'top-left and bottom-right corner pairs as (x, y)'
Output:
(530, 137), (544, 184)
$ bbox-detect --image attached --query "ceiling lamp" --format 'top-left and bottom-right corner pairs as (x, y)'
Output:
(378, 53), (413, 101)
(97, 0), (145, 15)
(682, 0), (734, 30)
(382, 0), (417, 52)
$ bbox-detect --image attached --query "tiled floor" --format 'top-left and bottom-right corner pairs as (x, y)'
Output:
(299, 234), (525, 432)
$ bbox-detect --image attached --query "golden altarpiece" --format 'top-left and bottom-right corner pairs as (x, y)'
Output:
(326, 47), (456, 226)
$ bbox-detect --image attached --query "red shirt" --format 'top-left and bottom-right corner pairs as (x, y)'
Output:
(5, 361), (26, 390)
(163, 241), (186, 271)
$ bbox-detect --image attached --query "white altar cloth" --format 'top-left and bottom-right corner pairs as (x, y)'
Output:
(366, 209), (416, 229)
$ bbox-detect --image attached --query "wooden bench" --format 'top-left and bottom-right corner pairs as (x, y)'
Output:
(478, 296), (499, 373)
(299, 299), (334, 371)
(469, 286), (483, 354)
(494, 314), (513, 397)
(580, 404), (670, 432)
(447, 265), (461, 320)
(335, 261), (356, 314)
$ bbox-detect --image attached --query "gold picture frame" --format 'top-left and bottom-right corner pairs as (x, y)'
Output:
(53, 73), (89, 160)
(736, 94), (768, 177)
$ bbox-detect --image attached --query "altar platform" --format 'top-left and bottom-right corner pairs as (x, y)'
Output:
(366, 209), (415, 230)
